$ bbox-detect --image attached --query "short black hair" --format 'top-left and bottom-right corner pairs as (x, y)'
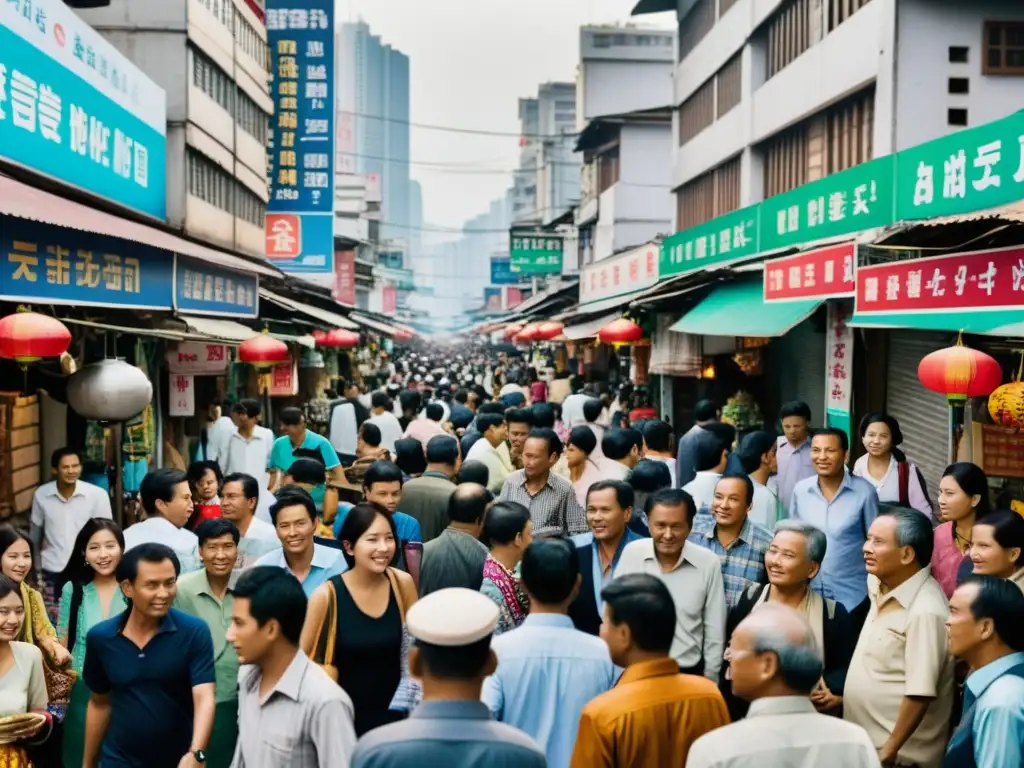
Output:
(647, 488), (698, 525)
(187, 460), (222, 491)
(630, 459), (673, 493)
(456, 460), (489, 487)
(222, 473), (259, 501)
(371, 391), (391, 410)
(737, 430), (778, 474)
(394, 439), (427, 477)
(269, 486), (317, 525)
(425, 403), (444, 422)
(527, 428), (562, 457)
(232, 398), (261, 418)
(530, 403), (556, 429)
(284, 457), (326, 486)
(140, 468), (189, 517)
(117, 542), (180, 583)
(364, 460), (405, 490)
(642, 420), (673, 453)
(360, 422), (382, 448)
(477, 401), (505, 416)
(693, 432), (727, 473)
(961, 575), (1024, 652)
(233, 566), (308, 646)
(51, 447), (81, 469)
(586, 479), (633, 510)
(196, 518), (240, 546)
(703, 422), (736, 452)
(602, 428), (642, 461)
(425, 435), (459, 466)
(448, 483), (491, 524)
(812, 427), (849, 453)
(279, 407), (304, 426)
(417, 636), (492, 680)
(482, 501), (531, 546)
(567, 425), (597, 455)
(454, 390), (468, 404)
(399, 390), (422, 413)
(476, 413), (505, 435)
(505, 408), (532, 427)
(582, 398), (603, 423)
(693, 399), (718, 422)
(716, 472), (755, 507)
(521, 539), (579, 605)
(780, 401), (812, 422)
(602, 574), (676, 653)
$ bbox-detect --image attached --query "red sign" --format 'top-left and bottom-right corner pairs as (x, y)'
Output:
(333, 250), (356, 306)
(265, 214), (302, 259)
(382, 286), (397, 315)
(764, 243), (857, 302)
(856, 245), (1024, 314)
(580, 243), (660, 304)
(506, 287), (523, 308)
(270, 361), (297, 397)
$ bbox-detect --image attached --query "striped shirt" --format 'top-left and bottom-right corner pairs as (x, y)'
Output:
(498, 470), (587, 538)
(688, 514), (772, 608)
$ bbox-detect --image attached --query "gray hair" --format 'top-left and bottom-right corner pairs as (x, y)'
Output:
(773, 519), (828, 565)
(748, 606), (824, 694)
(881, 506), (934, 567)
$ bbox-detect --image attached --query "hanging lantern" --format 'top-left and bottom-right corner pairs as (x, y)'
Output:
(533, 321), (564, 341)
(917, 333), (1003, 404)
(988, 354), (1024, 429)
(238, 330), (290, 369)
(393, 329), (413, 342)
(311, 329), (327, 346)
(0, 310), (71, 364)
(67, 360), (153, 422)
(598, 318), (644, 347)
(323, 328), (359, 349)
(503, 323), (524, 341)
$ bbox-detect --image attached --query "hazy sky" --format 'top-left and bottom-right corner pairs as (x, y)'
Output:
(336, 0), (673, 233)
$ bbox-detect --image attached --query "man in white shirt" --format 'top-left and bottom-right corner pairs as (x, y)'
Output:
(599, 428), (643, 482)
(682, 430), (729, 516)
(464, 412), (512, 494)
(123, 468), (200, 573)
(202, 400), (235, 463)
(368, 391), (403, 454)
(223, 400), (273, 486)
(220, 472), (280, 571)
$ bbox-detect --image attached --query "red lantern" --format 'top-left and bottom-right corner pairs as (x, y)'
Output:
(238, 330), (290, 369)
(533, 321), (564, 341)
(393, 329), (413, 342)
(598, 318), (644, 346)
(0, 311), (72, 364)
(503, 323), (524, 341)
(918, 335), (1003, 404)
(311, 329), (327, 345)
(515, 323), (543, 343)
(323, 328), (359, 349)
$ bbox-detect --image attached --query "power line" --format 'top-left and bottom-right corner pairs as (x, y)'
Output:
(338, 109), (580, 139)
(339, 151), (581, 174)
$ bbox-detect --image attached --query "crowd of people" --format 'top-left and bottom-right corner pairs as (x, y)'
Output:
(4, 348), (1023, 768)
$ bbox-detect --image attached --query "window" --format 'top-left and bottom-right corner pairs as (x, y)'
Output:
(679, 0), (716, 62)
(235, 184), (266, 227)
(675, 156), (741, 230)
(767, 0), (815, 78)
(195, 0), (233, 29)
(716, 53), (742, 118)
(592, 34), (611, 48)
(187, 149), (266, 226)
(828, 0), (873, 33)
(192, 48), (234, 113)
(948, 77), (970, 94)
(984, 22), (1024, 75)
(948, 108), (969, 127)
(678, 78), (714, 146)
(949, 46), (969, 63)
(597, 146), (620, 194)
(236, 88), (269, 143)
(235, 13), (269, 71)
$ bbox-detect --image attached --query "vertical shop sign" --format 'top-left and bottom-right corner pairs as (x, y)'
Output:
(382, 285), (396, 314)
(270, 360), (297, 396)
(332, 249), (356, 305)
(169, 374), (195, 417)
(265, 0), (335, 273)
(825, 302), (853, 443)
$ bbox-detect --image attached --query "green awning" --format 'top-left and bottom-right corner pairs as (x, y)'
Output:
(670, 281), (820, 337)
(850, 310), (1024, 338)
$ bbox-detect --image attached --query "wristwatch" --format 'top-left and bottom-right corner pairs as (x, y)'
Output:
(192, 750), (206, 764)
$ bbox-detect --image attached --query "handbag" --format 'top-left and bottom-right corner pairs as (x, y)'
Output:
(42, 656), (76, 722)
(310, 580), (339, 683)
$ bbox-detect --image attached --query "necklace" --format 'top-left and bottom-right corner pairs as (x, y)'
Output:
(954, 523), (973, 553)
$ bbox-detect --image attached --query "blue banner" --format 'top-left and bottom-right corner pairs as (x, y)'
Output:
(175, 256), (259, 318)
(0, 0), (167, 220)
(490, 256), (521, 285)
(265, 1), (335, 274)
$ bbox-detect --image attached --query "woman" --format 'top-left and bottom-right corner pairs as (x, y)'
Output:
(186, 460), (222, 530)
(933, 462), (993, 597)
(852, 413), (932, 518)
(528, 368), (547, 405)
(301, 503), (418, 737)
(0, 574), (51, 766)
(56, 519), (126, 768)
(564, 426), (603, 508)
(479, 502), (532, 635)
(393, 438), (427, 480)
(722, 520), (856, 721)
(960, 510), (1024, 591)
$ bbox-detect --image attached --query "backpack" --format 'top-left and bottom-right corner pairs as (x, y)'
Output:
(897, 460), (931, 510)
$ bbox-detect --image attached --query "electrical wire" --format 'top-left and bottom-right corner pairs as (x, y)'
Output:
(337, 109), (580, 140)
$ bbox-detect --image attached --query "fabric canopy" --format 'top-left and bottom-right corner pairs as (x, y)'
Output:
(850, 309), (1024, 338)
(563, 312), (619, 340)
(670, 281), (820, 337)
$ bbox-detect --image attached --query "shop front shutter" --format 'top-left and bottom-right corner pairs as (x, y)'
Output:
(885, 331), (951, 505)
(775, 318), (826, 428)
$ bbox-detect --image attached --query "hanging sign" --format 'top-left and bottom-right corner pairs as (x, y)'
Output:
(825, 302), (854, 442)
(764, 242), (857, 302)
(270, 360), (297, 396)
(168, 374), (195, 417)
(509, 231), (563, 275)
(166, 342), (228, 375)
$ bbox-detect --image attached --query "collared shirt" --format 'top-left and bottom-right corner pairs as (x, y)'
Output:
(123, 516), (201, 573)
(205, 415), (236, 462)
(222, 430), (273, 481)
(790, 472), (879, 611)
(688, 514), (772, 608)
(963, 651), (1024, 768)
(233, 651), (356, 768)
(571, 658), (729, 768)
(498, 470), (587, 538)
(568, 458), (604, 508)
(368, 411), (404, 454)
(235, 518), (281, 572)
(615, 539), (727, 681)
(686, 696), (880, 768)
(419, 528), (488, 597)
(269, 431), (340, 474)
(483, 614), (616, 768)
(843, 567), (954, 768)
(683, 472), (722, 516)
(175, 569), (238, 704)
(575, 530), (643, 613)
(465, 437), (512, 494)
(403, 418), (447, 450)
(30, 479), (112, 572)
(749, 479), (781, 529)
(84, 608), (216, 768)
(597, 458), (631, 482)
(852, 453), (932, 518)
(254, 543), (347, 597)
(776, 437), (815, 513)
(352, 699), (546, 768)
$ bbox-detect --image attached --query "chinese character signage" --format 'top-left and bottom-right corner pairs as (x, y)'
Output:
(509, 231), (563, 275)
(490, 256), (520, 285)
(0, 0), (167, 219)
(825, 302), (853, 442)
(898, 111), (1024, 221)
(764, 243), (857, 302)
(168, 374), (195, 417)
(382, 285), (396, 315)
(979, 424), (1024, 479)
(270, 360), (297, 397)
(265, 0), (335, 274)
(661, 204), (759, 279)
(166, 342), (229, 375)
(332, 249), (355, 306)
(855, 245), (1024, 314)
(580, 242), (660, 304)
(175, 256), (258, 318)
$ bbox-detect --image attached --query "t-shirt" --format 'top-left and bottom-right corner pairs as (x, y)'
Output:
(270, 430), (340, 473)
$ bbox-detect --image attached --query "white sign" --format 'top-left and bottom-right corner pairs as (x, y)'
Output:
(580, 242), (660, 304)
(168, 373), (195, 417)
(166, 342), (229, 375)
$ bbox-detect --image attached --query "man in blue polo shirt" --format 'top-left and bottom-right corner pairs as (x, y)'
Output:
(269, 407), (341, 491)
(83, 542), (216, 768)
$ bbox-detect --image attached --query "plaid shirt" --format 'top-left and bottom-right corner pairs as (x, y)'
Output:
(688, 513), (772, 608)
(498, 469), (587, 538)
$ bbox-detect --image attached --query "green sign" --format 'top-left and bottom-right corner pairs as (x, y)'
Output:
(509, 231), (563, 275)
(758, 156), (895, 252)
(896, 110), (1024, 221)
(661, 204), (759, 278)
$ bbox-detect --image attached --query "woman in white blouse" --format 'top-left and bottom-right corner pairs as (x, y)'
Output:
(852, 412), (933, 518)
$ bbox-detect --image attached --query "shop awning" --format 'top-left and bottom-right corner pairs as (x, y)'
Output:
(181, 315), (315, 348)
(258, 289), (359, 330)
(0, 175), (282, 278)
(349, 312), (402, 336)
(670, 281), (821, 337)
(563, 312), (619, 340)
(60, 317), (194, 341)
(850, 310), (1024, 338)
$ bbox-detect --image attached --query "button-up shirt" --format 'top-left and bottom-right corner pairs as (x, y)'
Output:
(498, 470), (587, 538)
(689, 514), (772, 608)
(960, 651), (1024, 768)
(233, 651), (356, 768)
(483, 614), (616, 768)
(123, 516), (201, 573)
(222, 430), (273, 483)
(235, 518), (281, 572)
(254, 543), (347, 597)
(465, 437), (513, 494)
(776, 437), (815, 513)
(790, 472), (879, 611)
(852, 453), (933, 519)
(30, 479), (112, 572)
(174, 569), (238, 704)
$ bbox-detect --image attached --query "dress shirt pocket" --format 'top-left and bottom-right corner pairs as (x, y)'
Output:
(863, 626), (907, 683)
(261, 733), (296, 764)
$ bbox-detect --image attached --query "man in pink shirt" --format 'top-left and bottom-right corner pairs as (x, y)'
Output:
(404, 402), (449, 450)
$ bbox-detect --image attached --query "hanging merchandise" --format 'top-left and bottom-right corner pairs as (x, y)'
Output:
(988, 354), (1024, 429)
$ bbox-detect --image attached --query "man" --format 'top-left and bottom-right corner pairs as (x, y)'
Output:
(401, 435), (459, 542)
(342, 379), (371, 427)
(776, 401), (815, 509)
(369, 391), (404, 453)
(30, 447), (112, 619)
(686, 604), (879, 768)
(83, 543), (216, 768)
(465, 412), (512, 494)
(581, 399), (605, 460)
(505, 407), (533, 470)
(450, 390), (476, 432)
(676, 399), (718, 488)
(560, 389), (591, 429)
(219, 472), (279, 571)
(229, 566), (356, 767)
(255, 488), (347, 596)
(946, 575), (1024, 768)
(175, 519), (241, 768)
(688, 473), (772, 608)
(352, 588), (546, 768)
(280, 456), (333, 517)
(345, 460), (423, 547)
(498, 429), (587, 538)
(404, 402), (448, 450)
(569, 480), (644, 636)
(124, 468), (200, 573)
(571, 574), (730, 767)
(419, 483), (490, 597)
(844, 508), (954, 768)
(457, 460), (491, 488)
(484, 539), (616, 767)
(269, 407), (342, 492)
(682, 431), (729, 515)
(202, 399), (235, 463)
(599, 428), (643, 481)
(737, 430), (780, 529)
(791, 428), (879, 613)
(642, 420), (677, 487)
(222, 400), (273, 487)
(616, 489), (727, 680)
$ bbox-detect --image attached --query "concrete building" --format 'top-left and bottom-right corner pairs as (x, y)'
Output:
(79, 0), (273, 258)
(631, 0), (1024, 233)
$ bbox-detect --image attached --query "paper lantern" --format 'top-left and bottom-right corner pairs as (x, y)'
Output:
(311, 329), (327, 345)
(323, 328), (359, 349)
(503, 323), (524, 341)
(67, 360), (152, 422)
(988, 357), (1024, 428)
(515, 323), (543, 343)
(0, 311), (71, 364)
(393, 329), (413, 342)
(598, 318), (644, 346)
(238, 330), (290, 369)
(534, 321), (564, 341)
(917, 335), (1003, 404)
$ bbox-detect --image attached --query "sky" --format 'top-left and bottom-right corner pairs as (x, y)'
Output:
(336, 0), (674, 233)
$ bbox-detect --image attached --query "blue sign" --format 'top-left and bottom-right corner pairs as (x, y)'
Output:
(379, 250), (405, 270)
(265, 0), (335, 274)
(0, 217), (172, 309)
(490, 256), (521, 285)
(0, 0), (167, 220)
(175, 256), (259, 318)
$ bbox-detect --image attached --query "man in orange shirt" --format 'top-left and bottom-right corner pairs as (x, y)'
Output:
(570, 573), (730, 768)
